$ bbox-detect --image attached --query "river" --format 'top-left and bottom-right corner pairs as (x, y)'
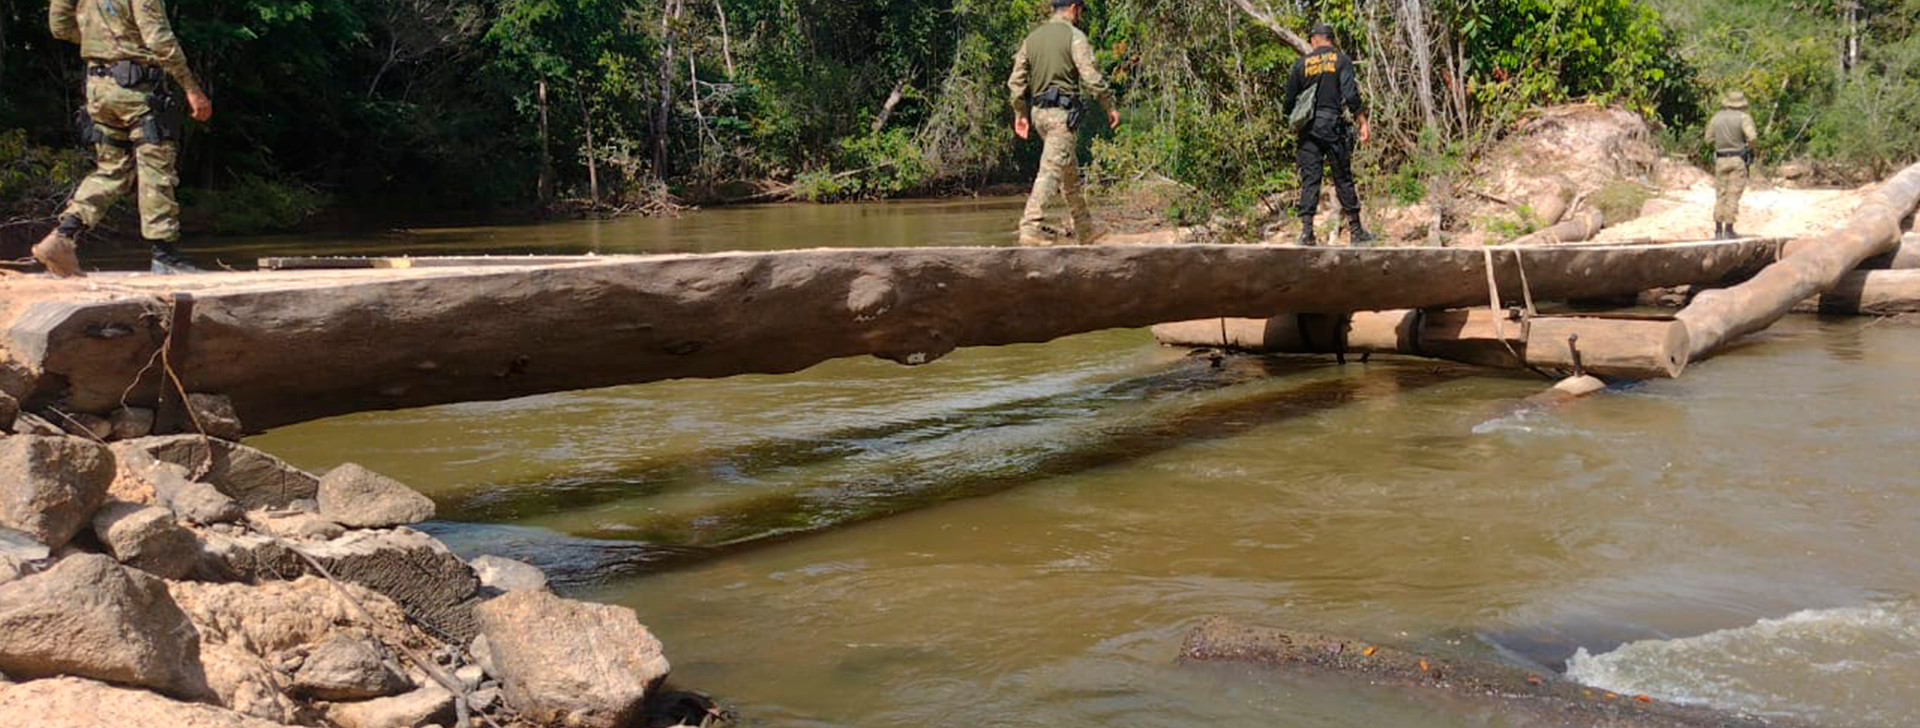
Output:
(205, 199), (1918, 727)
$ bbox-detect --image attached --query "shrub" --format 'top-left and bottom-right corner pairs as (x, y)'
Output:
(188, 176), (326, 235)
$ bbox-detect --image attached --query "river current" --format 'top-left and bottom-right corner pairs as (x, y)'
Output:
(196, 199), (1919, 727)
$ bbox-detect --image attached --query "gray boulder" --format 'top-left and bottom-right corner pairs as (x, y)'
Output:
(0, 435), (116, 549)
(11, 411), (66, 436)
(0, 677), (292, 728)
(325, 685), (456, 728)
(186, 393), (247, 440)
(110, 407), (157, 440)
(128, 455), (246, 525)
(474, 590), (671, 728)
(292, 633), (411, 701)
(117, 435), (317, 510)
(469, 554), (548, 594)
(0, 554), (208, 698)
(317, 463), (435, 528)
(92, 501), (200, 579)
(248, 509), (345, 541)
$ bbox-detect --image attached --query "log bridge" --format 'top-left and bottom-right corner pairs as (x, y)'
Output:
(1, 160), (1913, 435)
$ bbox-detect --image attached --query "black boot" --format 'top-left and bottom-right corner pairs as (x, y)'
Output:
(150, 242), (205, 275)
(1296, 220), (1317, 247)
(1712, 222), (1724, 240)
(1346, 213), (1377, 247)
(1724, 224), (1739, 240)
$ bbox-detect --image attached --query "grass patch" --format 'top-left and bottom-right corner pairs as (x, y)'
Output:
(1593, 179), (1655, 226)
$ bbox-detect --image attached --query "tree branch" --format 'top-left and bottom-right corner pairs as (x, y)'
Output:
(1225, 0), (1311, 55)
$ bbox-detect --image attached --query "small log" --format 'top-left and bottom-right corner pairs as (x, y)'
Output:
(1509, 208), (1605, 246)
(1679, 162), (1920, 362)
(1792, 268), (1920, 315)
(1181, 617), (1815, 728)
(1152, 310), (1688, 379)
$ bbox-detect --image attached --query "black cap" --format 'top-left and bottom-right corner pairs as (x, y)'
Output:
(1310, 23), (1335, 39)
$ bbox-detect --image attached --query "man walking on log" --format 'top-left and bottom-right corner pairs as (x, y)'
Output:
(34, 0), (214, 278)
(1284, 23), (1374, 247)
(1707, 91), (1758, 240)
(1007, 0), (1120, 247)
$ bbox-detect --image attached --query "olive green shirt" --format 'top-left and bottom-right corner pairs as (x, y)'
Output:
(1706, 109), (1757, 154)
(49, 0), (202, 95)
(1006, 16), (1114, 118)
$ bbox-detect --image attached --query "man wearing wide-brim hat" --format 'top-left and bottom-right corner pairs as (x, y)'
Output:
(1706, 90), (1758, 240)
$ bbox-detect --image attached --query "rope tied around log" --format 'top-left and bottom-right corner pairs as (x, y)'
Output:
(1483, 246), (1556, 380)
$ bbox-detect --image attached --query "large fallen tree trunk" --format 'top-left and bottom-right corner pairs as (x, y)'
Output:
(0, 240), (1778, 431)
(1509, 208), (1606, 247)
(1856, 232), (1920, 270)
(1182, 617), (1816, 728)
(1677, 162), (1920, 362)
(1792, 268), (1920, 315)
(1153, 309), (1688, 379)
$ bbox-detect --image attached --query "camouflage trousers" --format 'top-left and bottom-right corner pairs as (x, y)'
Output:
(1019, 108), (1092, 242)
(1713, 156), (1747, 227)
(62, 75), (181, 242)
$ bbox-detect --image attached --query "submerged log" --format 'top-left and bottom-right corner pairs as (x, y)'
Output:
(1792, 269), (1920, 315)
(0, 241), (1778, 431)
(1677, 162), (1920, 362)
(1152, 309), (1688, 379)
(1182, 617), (1816, 728)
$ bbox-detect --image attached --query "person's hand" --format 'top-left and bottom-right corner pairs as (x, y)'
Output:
(187, 89), (213, 123)
(1107, 108), (1121, 130)
(1357, 119), (1371, 146)
(1014, 116), (1030, 140)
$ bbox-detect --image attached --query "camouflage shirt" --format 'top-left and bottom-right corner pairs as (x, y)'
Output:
(49, 0), (202, 95)
(1706, 109), (1757, 154)
(1006, 16), (1114, 118)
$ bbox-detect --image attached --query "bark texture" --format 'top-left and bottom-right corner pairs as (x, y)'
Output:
(1, 240), (1779, 431)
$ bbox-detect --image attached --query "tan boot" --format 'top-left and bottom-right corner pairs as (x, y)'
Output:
(1076, 226), (1107, 245)
(1018, 230), (1053, 247)
(32, 230), (85, 279)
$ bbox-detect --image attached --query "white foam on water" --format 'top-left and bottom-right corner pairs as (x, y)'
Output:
(1566, 602), (1920, 727)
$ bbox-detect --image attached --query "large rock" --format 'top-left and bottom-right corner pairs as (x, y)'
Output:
(0, 677), (295, 728)
(0, 391), (16, 432)
(326, 685), (456, 728)
(187, 393), (246, 441)
(0, 435), (115, 548)
(126, 454), (246, 525)
(110, 407), (157, 440)
(168, 577), (431, 722)
(292, 633), (410, 701)
(248, 508), (345, 542)
(92, 501), (199, 579)
(317, 463), (435, 528)
(117, 436), (317, 510)
(474, 590), (671, 728)
(0, 554), (208, 697)
(193, 527), (481, 642)
(469, 554), (548, 594)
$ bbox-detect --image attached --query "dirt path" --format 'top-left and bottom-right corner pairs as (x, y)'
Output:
(1598, 181), (1864, 243)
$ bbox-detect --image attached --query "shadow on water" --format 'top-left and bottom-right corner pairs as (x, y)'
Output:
(437, 353), (1324, 521)
(435, 356), (1482, 587)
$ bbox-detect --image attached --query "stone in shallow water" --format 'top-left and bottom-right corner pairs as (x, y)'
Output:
(474, 589), (670, 728)
(468, 554), (548, 594)
(318, 463), (436, 529)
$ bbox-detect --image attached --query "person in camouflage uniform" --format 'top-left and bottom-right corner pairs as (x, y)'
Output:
(1706, 91), (1758, 240)
(1006, 0), (1119, 246)
(34, 0), (214, 278)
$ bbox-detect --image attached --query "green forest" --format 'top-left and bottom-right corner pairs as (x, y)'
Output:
(2, 0), (1916, 237)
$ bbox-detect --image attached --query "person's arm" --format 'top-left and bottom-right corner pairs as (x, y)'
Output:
(1742, 114), (1758, 147)
(133, 0), (204, 98)
(1341, 53), (1369, 144)
(1069, 30), (1118, 129)
(1008, 42), (1030, 138)
(1282, 58), (1302, 113)
(48, 0), (80, 44)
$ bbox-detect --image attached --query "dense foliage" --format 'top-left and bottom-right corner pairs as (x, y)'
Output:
(1, 0), (1914, 234)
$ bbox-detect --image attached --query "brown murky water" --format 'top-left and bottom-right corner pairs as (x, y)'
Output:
(240, 200), (1920, 728)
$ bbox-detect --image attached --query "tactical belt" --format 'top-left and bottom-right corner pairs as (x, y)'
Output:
(1714, 150), (1747, 158)
(86, 60), (166, 88)
(1031, 89), (1079, 109)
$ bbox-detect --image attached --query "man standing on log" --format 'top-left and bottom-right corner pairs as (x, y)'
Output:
(1007, 0), (1120, 247)
(1707, 91), (1758, 240)
(1284, 23), (1374, 247)
(34, 0), (214, 278)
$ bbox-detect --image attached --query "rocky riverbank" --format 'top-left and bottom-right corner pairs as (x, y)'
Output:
(0, 391), (720, 728)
